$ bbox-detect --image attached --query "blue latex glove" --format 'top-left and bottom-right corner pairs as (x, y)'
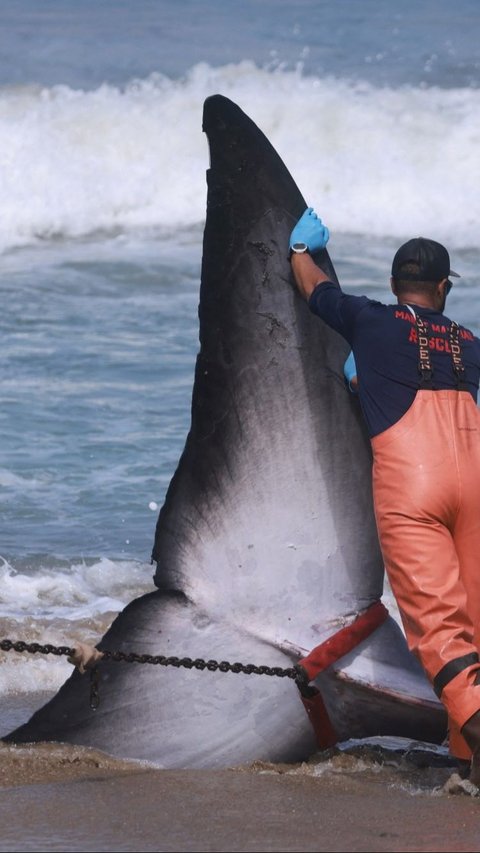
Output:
(289, 207), (330, 253)
(343, 351), (358, 393)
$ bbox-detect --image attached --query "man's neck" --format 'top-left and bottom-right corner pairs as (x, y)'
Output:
(397, 295), (436, 310)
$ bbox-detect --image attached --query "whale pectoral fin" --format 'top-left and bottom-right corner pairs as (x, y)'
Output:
(5, 589), (317, 768)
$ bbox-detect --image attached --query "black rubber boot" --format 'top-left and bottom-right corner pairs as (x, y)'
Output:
(461, 710), (480, 787)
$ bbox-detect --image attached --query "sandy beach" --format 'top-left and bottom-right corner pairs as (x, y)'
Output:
(2, 731), (480, 853)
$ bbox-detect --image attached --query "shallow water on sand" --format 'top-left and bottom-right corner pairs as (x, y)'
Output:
(2, 693), (477, 852)
(0, 692), (475, 852)
(1, 739), (479, 853)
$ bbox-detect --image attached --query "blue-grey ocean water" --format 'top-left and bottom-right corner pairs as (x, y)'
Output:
(0, 0), (479, 703)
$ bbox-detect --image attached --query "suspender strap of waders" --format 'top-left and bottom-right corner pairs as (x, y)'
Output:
(407, 306), (469, 392)
(413, 311), (434, 388)
(449, 321), (469, 391)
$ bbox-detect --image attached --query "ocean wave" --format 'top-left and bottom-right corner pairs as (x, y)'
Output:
(0, 556), (153, 620)
(0, 556), (155, 694)
(0, 62), (478, 253)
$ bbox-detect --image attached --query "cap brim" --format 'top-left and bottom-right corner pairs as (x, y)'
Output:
(449, 269), (460, 278)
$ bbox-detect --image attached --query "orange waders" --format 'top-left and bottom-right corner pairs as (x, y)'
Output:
(371, 311), (480, 760)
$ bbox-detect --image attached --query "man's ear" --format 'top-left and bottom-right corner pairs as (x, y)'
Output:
(390, 276), (397, 295)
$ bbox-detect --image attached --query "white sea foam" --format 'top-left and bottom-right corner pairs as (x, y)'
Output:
(0, 556), (153, 620)
(0, 556), (154, 694)
(0, 63), (479, 253)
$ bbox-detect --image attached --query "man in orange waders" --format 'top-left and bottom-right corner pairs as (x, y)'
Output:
(289, 207), (480, 784)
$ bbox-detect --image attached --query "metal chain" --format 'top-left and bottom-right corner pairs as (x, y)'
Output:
(1, 636), (307, 711)
(0, 637), (304, 684)
(89, 666), (100, 711)
(0, 639), (75, 658)
(100, 647), (299, 680)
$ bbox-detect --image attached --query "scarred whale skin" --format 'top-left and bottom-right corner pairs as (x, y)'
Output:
(4, 95), (446, 766)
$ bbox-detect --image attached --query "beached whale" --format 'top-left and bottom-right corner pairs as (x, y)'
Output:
(4, 95), (447, 767)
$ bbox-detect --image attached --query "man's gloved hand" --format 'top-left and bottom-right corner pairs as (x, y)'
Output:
(344, 351), (358, 393)
(289, 207), (330, 253)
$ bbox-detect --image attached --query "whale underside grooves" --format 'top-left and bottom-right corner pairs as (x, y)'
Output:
(4, 95), (447, 767)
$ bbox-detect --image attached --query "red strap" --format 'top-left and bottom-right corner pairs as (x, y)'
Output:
(297, 600), (389, 749)
(299, 600), (389, 682)
(299, 691), (338, 750)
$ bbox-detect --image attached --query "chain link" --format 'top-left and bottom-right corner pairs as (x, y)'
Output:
(99, 647), (299, 679)
(0, 637), (302, 682)
(0, 637), (308, 711)
(0, 635), (316, 715)
(89, 666), (100, 711)
(0, 638), (76, 657)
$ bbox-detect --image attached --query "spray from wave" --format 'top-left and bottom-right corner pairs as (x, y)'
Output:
(0, 556), (153, 693)
(1, 61), (479, 252)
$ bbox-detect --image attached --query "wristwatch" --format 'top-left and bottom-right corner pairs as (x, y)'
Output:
(288, 242), (310, 261)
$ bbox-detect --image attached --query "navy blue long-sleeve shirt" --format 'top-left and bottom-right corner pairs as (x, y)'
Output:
(309, 281), (480, 438)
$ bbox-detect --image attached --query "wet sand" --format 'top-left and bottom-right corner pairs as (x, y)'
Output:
(1, 740), (480, 853)
(2, 693), (480, 852)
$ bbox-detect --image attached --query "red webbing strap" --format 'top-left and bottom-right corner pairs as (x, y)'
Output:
(297, 600), (389, 749)
(299, 600), (389, 681)
(299, 691), (338, 749)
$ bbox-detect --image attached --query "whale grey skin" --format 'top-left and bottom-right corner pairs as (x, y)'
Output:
(4, 95), (446, 766)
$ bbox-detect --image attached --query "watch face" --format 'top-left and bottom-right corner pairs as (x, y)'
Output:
(292, 242), (308, 253)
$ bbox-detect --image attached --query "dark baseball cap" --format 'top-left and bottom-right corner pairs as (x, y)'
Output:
(391, 237), (460, 281)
